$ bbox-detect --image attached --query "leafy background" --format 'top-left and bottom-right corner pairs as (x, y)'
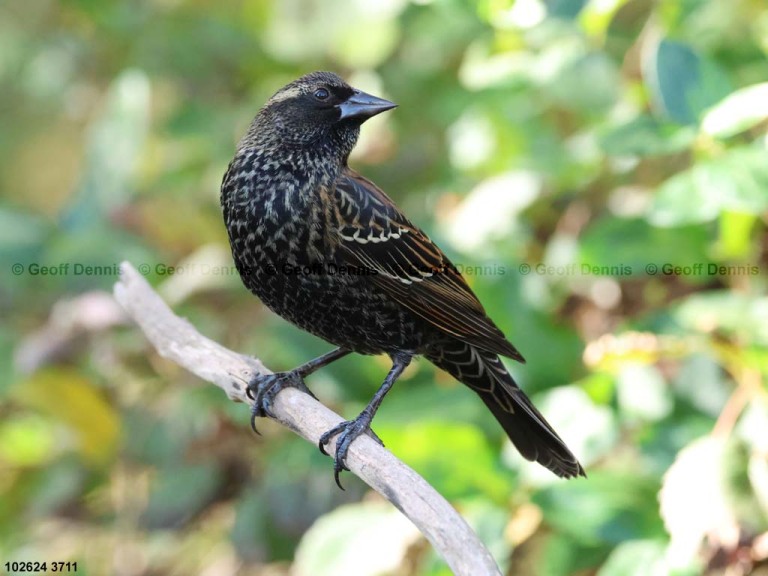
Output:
(2, 0), (767, 575)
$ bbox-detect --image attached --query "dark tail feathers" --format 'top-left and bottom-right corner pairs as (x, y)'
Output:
(426, 341), (585, 479)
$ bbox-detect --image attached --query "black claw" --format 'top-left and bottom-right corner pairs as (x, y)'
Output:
(334, 463), (347, 490)
(318, 421), (346, 455)
(318, 415), (376, 489)
(247, 371), (312, 434)
(250, 404), (262, 435)
(253, 380), (277, 419)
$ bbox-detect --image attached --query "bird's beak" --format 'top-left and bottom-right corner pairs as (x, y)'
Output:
(337, 90), (397, 121)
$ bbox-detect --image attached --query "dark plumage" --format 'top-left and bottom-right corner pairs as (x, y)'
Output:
(221, 71), (585, 487)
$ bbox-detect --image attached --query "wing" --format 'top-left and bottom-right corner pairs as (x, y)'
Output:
(332, 167), (524, 362)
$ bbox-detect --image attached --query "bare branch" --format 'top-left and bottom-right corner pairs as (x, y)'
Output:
(113, 261), (502, 576)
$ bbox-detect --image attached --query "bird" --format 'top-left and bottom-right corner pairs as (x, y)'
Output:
(220, 71), (585, 488)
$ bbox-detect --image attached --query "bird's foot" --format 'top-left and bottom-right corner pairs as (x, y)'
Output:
(246, 371), (316, 433)
(318, 414), (384, 489)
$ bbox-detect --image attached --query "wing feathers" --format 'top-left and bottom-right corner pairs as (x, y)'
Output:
(333, 168), (524, 362)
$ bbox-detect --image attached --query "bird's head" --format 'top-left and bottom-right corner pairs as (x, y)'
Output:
(248, 71), (396, 158)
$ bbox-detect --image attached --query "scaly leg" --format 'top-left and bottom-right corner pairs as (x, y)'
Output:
(319, 352), (412, 489)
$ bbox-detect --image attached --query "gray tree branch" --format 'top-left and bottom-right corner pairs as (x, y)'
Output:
(113, 261), (503, 576)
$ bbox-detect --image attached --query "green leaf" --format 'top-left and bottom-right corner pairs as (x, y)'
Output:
(377, 421), (512, 500)
(24, 459), (88, 520)
(649, 147), (768, 226)
(598, 115), (696, 157)
(14, 369), (120, 466)
(460, 500), (512, 571)
(659, 436), (730, 567)
(580, 217), (710, 276)
(673, 354), (730, 418)
(597, 540), (689, 576)
(0, 415), (55, 466)
(616, 364), (673, 423)
(722, 436), (768, 534)
(141, 462), (221, 529)
(0, 208), (48, 261)
(231, 488), (268, 563)
(61, 69), (151, 231)
(533, 471), (665, 545)
(579, 0), (632, 39)
(673, 291), (768, 345)
(414, 499), (512, 576)
(548, 0), (589, 20)
(546, 52), (620, 114)
(701, 82), (768, 138)
(536, 532), (609, 576)
(261, 437), (366, 546)
(714, 211), (759, 260)
(263, 1), (404, 67)
(643, 38), (732, 125)
(293, 502), (420, 576)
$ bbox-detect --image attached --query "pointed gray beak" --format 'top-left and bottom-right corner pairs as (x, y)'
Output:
(336, 89), (397, 122)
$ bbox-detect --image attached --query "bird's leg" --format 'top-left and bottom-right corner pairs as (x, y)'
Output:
(319, 351), (412, 489)
(247, 347), (351, 432)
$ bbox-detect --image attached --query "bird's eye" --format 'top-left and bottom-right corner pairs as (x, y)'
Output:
(313, 88), (330, 101)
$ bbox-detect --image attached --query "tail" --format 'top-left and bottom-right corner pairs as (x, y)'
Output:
(426, 341), (585, 479)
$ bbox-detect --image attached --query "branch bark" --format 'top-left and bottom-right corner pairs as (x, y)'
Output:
(113, 261), (503, 576)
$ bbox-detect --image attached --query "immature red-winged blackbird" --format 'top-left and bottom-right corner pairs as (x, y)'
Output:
(221, 71), (584, 487)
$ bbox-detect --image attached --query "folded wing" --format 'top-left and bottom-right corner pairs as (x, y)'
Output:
(332, 167), (524, 362)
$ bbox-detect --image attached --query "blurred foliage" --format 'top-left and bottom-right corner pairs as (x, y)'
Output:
(2, 0), (768, 575)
